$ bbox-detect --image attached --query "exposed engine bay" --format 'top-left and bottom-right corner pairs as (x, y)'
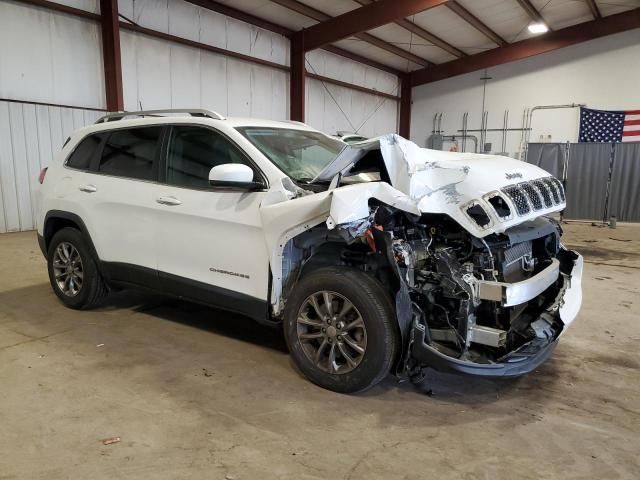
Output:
(374, 205), (574, 366)
(287, 203), (580, 376)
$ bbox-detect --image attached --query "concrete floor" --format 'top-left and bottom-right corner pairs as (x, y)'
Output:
(0, 223), (638, 480)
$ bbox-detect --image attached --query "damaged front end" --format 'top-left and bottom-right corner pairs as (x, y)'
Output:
(339, 206), (583, 378)
(264, 134), (583, 379)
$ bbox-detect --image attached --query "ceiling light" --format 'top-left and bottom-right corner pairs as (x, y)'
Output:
(528, 22), (549, 34)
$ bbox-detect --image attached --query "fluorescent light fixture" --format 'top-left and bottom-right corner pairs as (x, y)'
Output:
(528, 22), (549, 34)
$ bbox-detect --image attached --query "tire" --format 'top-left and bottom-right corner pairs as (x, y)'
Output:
(47, 227), (107, 309)
(283, 267), (399, 393)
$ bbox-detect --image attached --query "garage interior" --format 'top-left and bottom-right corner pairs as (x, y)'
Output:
(1, 0), (639, 478)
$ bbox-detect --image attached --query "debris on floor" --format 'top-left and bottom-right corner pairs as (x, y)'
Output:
(101, 437), (121, 446)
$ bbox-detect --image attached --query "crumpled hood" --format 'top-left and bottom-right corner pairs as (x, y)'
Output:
(377, 135), (549, 206)
(322, 134), (566, 237)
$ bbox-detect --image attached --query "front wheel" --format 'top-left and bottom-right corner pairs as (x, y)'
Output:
(283, 267), (399, 393)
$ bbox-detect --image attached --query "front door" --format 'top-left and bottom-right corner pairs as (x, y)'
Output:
(154, 125), (270, 320)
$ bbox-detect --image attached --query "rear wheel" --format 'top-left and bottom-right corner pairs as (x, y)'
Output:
(284, 267), (399, 393)
(47, 227), (107, 309)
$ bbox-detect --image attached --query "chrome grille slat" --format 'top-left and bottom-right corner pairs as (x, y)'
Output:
(532, 179), (553, 208)
(520, 182), (543, 210)
(550, 178), (566, 202)
(502, 185), (530, 216)
(542, 178), (561, 204)
(501, 177), (566, 217)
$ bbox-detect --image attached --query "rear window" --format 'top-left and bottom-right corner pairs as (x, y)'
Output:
(66, 133), (104, 170)
(99, 127), (162, 181)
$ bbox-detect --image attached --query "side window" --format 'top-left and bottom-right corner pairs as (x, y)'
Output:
(98, 127), (162, 181)
(66, 133), (104, 170)
(166, 126), (255, 189)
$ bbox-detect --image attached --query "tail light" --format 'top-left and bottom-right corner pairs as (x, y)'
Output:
(38, 167), (48, 184)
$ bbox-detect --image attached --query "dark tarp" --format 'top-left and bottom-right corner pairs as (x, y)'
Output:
(608, 143), (640, 222)
(525, 143), (564, 178)
(564, 143), (613, 221)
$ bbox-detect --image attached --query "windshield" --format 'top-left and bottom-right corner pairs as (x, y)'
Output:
(236, 127), (345, 182)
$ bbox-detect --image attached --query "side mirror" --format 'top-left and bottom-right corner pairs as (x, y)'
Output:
(208, 164), (264, 190)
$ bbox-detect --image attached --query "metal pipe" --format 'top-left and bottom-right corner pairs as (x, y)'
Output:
(519, 107), (529, 159)
(461, 112), (468, 152)
(484, 111), (489, 152)
(523, 103), (586, 160)
(459, 128), (528, 132)
(442, 134), (478, 153)
(501, 110), (509, 153)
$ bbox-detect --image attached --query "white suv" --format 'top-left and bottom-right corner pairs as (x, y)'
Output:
(37, 109), (583, 393)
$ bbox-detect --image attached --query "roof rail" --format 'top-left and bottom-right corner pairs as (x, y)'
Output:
(95, 109), (225, 124)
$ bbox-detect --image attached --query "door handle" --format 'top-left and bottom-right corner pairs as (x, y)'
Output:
(79, 184), (97, 193)
(156, 196), (182, 206)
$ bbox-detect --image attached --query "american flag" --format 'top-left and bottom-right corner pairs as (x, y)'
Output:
(579, 107), (640, 143)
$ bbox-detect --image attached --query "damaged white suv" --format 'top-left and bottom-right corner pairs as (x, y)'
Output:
(36, 109), (583, 393)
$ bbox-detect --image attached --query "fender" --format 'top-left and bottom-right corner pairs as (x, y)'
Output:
(42, 210), (100, 262)
(260, 182), (420, 317)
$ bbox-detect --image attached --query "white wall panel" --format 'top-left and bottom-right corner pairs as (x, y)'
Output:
(305, 78), (399, 138)
(411, 29), (640, 156)
(199, 8), (228, 50)
(271, 71), (288, 121)
(0, 102), (20, 232)
(170, 44), (202, 108)
(121, 31), (140, 110)
(22, 106), (41, 227)
(134, 34), (172, 110)
(51, 0), (99, 13)
(200, 53), (229, 114)
(0, 2), (104, 109)
(121, 31), (288, 120)
(130, 0), (170, 32)
(0, 101), (103, 233)
(305, 49), (400, 137)
(227, 60), (252, 117)
(168, 0), (201, 42)
(9, 103), (33, 230)
(122, 0), (289, 67)
(306, 49), (399, 95)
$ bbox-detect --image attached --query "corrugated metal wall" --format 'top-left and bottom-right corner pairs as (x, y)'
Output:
(0, 101), (103, 233)
(0, 1), (105, 109)
(306, 50), (399, 138)
(118, 0), (290, 119)
(0, 0), (401, 233)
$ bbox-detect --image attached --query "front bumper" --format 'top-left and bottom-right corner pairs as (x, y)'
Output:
(410, 249), (583, 377)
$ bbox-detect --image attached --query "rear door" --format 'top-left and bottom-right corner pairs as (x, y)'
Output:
(81, 126), (165, 285)
(154, 124), (270, 319)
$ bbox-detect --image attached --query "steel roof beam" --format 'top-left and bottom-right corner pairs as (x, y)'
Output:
(585, 0), (602, 19)
(296, 0), (449, 52)
(514, 0), (550, 28)
(352, 0), (465, 58)
(271, 0), (430, 67)
(186, 0), (403, 75)
(446, 0), (507, 47)
(410, 8), (640, 86)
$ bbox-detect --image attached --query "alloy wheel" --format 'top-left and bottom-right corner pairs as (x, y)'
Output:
(52, 242), (84, 297)
(296, 290), (367, 374)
